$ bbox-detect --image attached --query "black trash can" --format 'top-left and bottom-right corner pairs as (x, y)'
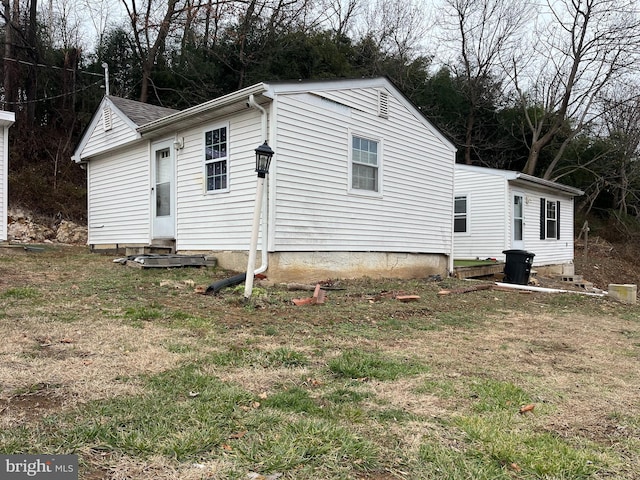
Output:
(502, 249), (535, 285)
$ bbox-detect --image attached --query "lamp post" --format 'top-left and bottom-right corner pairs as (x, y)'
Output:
(244, 141), (274, 300)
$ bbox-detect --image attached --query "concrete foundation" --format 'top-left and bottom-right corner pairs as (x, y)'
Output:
(92, 243), (449, 283)
(608, 284), (637, 305)
(191, 250), (449, 283)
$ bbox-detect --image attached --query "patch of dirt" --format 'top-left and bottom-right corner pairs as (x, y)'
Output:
(1, 384), (65, 424)
(574, 238), (640, 290)
(0, 318), (200, 429)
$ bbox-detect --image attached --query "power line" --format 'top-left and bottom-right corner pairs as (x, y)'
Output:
(2, 57), (105, 77)
(1, 79), (105, 105)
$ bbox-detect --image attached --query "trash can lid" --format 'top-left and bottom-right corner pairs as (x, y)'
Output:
(502, 249), (535, 256)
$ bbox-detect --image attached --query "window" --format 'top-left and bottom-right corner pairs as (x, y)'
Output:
(204, 125), (228, 192)
(454, 195), (467, 233)
(513, 195), (523, 242)
(155, 148), (171, 217)
(351, 135), (379, 192)
(540, 198), (560, 240)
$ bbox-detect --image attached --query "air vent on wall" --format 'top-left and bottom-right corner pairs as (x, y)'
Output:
(102, 106), (113, 131)
(378, 90), (389, 119)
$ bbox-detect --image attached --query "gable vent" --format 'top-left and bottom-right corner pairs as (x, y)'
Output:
(102, 106), (113, 131)
(378, 90), (389, 118)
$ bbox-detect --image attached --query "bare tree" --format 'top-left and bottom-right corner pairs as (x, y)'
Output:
(0, 0), (40, 122)
(80, 0), (125, 50)
(1, 0), (19, 110)
(41, 0), (86, 49)
(121, 0), (185, 103)
(437, 0), (530, 164)
(601, 86), (640, 216)
(211, 0), (318, 89)
(511, 0), (640, 178)
(317, 0), (360, 38)
(360, 0), (430, 64)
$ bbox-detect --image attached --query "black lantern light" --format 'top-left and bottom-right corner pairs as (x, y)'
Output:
(254, 141), (274, 178)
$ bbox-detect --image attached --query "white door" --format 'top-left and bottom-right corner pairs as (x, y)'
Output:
(152, 141), (175, 239)
(512, 192), (524, 250)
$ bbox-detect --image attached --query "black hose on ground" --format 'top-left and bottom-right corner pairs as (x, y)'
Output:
(205, 272), (247, 295)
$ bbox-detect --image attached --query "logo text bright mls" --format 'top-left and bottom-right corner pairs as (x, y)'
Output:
(5, 458), (52, 476)
(1, 455), (77, 479)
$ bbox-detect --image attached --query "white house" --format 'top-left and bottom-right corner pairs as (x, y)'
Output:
(0, 110), (16, 242)
(454, 164), (583, 274)
(72, 77), (457, 282)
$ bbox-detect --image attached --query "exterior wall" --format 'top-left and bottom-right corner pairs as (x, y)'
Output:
(87, 143), (151, 245)
(454, 169), (507, 259)
(174, 108), (265, 251)
(453, 166), (577, 267)
(518, 185), (575, 266)
(0, 124), (6, 241)
(80, 80), (456, 282)
(0, 112), (14, 242)
(82, 103), (139, 159)
(271, 87), (455, 255)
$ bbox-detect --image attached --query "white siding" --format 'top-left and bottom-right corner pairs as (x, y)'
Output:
(454, 169), (507, 259)
(87, 143), (151, 245)
(174, 109), (264, 251)
(453, 166), (577, 266)
(82, 106), (139, 159)
(0, 126), (6, 241)
(519, 186), (575, 266)
(271, 87), (455, 254)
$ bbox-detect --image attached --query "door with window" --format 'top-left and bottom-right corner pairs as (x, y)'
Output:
(152, 141), (175, 239)
(512, 192), (524, 250)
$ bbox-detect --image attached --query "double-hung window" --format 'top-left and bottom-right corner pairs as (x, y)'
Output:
(540, 198), (560, 239)
(454, 195), (468, 233)
(351, 135), (380, 193)
(204, 125), (229, 192)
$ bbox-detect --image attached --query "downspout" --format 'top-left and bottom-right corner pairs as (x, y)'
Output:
(205, 95), (269, 296)
(247, 94), (268, 275)
(449, 166), (455, 276)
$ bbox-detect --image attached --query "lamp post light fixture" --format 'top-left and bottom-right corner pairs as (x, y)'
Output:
(254, 141), (274, 178)
(244, 141), (275, 300)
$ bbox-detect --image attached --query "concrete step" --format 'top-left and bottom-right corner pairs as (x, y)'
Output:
(555, 274), (594, 291)
(557, 274), (584, 283)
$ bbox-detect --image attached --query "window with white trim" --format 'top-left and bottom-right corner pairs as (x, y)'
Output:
(351, 135), (379, 192)
(454, 195), (467, 233)
(204, 125), (228, 192)
(540, 198), (560, 239)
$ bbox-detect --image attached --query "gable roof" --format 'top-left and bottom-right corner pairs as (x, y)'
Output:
(0, 110), (15, 128)
(107, 96), (179, 126)
(455, 164), (584, 196)
(137, 77), (457, 152)
(74, 77), (457, 162)
(71, 96), (180, 162)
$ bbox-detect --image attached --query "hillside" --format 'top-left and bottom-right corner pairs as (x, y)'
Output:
(573, 237), (640, 291)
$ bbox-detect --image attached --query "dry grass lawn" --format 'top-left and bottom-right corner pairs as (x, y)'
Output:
(1, 244), (639, 479)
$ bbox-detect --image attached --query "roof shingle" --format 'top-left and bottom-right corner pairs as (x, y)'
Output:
(107, 95), (179, 126)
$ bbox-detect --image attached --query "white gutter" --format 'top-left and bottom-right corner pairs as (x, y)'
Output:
(514, 173), (584, 196)
(247, 94), (269, 275)
(137, 83), (269, 135)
